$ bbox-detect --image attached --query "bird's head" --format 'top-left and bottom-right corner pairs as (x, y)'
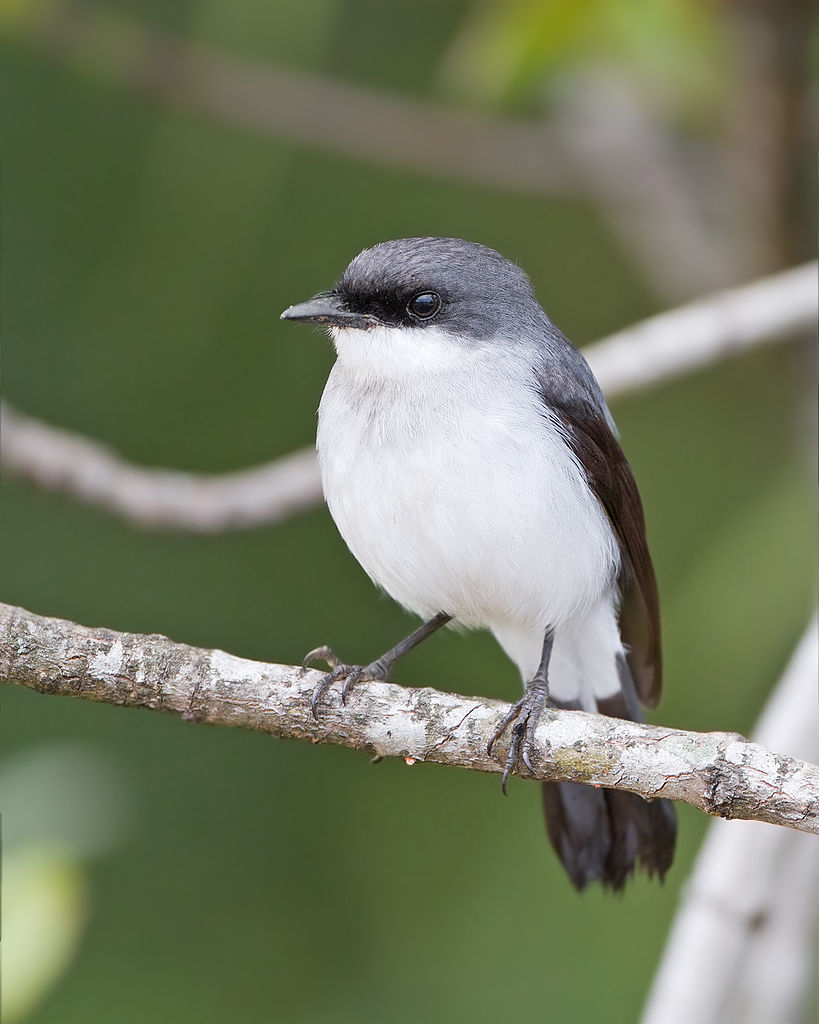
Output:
(281, 237), (542, 378)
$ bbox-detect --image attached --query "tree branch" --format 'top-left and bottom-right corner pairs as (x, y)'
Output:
(0, 406), (321, 531)
(581, 259), (816, 396)
(642, 617), (819, 1023)
(2, 602), (817, 835)
(2, 262), (814, 531)
(548, 73), (742, 299)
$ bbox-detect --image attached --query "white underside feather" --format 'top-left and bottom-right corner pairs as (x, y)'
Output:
(318, 325), (624, 709)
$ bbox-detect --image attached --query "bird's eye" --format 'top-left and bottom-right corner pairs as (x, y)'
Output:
(407, 292), (441, 320)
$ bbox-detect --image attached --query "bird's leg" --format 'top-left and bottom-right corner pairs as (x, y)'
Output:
(303, 612), (452, 718)
(487, 628), (554, 793)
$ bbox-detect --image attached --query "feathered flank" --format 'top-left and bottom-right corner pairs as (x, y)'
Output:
(533, 364), (663, 709)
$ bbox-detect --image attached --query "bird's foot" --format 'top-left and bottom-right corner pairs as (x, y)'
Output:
(487, 682), (550, 794)
(302, 645), (390, 719)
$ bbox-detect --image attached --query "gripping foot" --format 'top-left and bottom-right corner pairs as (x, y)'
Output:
(301, 613), (452, 720)
(487, 684), (551, 793)
(487, 628), (554, 793)
(302, 645), (389, 718)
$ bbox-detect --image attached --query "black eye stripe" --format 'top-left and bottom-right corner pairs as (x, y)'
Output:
(407, 292), (441, 320)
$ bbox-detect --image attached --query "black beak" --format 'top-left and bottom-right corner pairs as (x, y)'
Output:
(280, 292), (376, 329)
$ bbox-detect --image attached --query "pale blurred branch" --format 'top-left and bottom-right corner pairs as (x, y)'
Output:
(582, 260), (816, 396)
(2, 261), (814, 531)
(8, 4), (577, 196)
(2, 602), (818, 835)
(549, 73), (740, 298)
(438, 0), (817, 294)
(642, 616), (819, 1024)
(0, 409), (321, 531)
(1, 3), (755, 297)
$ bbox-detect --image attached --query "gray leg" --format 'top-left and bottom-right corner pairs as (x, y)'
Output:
(487, 628), (554, 793)
(303, 612), (452, 718)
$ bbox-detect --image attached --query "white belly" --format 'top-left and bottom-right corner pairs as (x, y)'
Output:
(317, 348), (620, 641)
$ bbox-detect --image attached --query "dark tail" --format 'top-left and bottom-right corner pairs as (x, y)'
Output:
(542, 780), (676, 891)
(542, 678), (676, 891)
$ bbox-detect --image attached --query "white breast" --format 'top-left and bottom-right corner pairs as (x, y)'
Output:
(316, 326), (619, 641)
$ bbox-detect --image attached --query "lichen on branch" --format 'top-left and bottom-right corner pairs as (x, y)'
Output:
(2, 602), (816, 835)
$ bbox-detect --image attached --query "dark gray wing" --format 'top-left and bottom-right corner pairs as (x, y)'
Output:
(533, 347), (662, 708)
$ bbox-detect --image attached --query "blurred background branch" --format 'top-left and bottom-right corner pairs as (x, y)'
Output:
(6, 3), (578, 196)
(2, 601), (818, 835)
(438, 0), (816, 286)
(642, 615), (819, 1024)
(2, 261), (814, 532)
(1, 407), (321, 531)
(3, 0), (814, 300)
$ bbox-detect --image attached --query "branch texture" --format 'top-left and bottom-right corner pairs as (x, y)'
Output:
(2, 603), (817, 834)
(2, 262), (814, 532)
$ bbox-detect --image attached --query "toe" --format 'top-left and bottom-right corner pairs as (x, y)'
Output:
(310, 678), (329, 719)
(499, 721), (524, 793)
(340, 667), (364, 704)
(488, 701), (524, 758)
(311, 666), (346, 718)
(520, 716), (541, 774)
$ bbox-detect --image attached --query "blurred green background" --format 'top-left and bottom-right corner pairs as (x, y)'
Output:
(1, 1), (816, 1021)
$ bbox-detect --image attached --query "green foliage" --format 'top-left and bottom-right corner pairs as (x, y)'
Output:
(0, 746), (130, 1021)
(439, 0), (725, 113)
(3, 850), (87, 1024)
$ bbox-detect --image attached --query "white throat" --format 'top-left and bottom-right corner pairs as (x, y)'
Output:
(330, 324), (467, 380)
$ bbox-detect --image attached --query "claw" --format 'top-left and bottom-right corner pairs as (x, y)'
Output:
(302, 645), (340, 671)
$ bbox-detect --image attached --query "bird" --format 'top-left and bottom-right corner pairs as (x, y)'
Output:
(281, 236), (676, 891)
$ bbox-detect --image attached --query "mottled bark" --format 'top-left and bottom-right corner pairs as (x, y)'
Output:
(1, 602), (816, 834)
